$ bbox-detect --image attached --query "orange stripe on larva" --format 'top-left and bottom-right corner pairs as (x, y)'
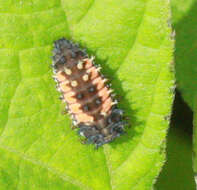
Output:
(59, 83), (72, 92)
(98, 86), (111, 97)
(52, 38), (125, 147)
(69, 103), (82, 114)
(63, 92), (76, 104)
(84, 59), (93, 69)
(101, 97), (112, 113)
(86, 67), (99, 80)
(75, 113), (94, 123)
(92, 77), (105, 90)
(56, 71), (67, 82)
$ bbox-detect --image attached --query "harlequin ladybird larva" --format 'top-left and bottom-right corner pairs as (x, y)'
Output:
(52, 38), (125, 147)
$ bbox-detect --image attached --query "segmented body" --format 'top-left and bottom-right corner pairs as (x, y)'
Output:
(52, 38), (125, 147)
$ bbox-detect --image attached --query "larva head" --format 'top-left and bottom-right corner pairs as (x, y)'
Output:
(52, 38), (87, 70)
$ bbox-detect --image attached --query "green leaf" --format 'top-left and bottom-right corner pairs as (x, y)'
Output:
(156, 127), (196, 190)
(193, 97), (197, 187)
(0, 0), (174, 189)
(172, 0), (197, 109)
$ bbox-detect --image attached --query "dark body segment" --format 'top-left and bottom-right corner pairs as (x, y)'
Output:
(52, 38), (125, 147)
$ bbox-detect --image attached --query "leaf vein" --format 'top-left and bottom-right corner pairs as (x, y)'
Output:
(0, 144), (93, 190)
(76, 0), (95, 24)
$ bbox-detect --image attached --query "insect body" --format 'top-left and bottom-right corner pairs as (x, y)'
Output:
(52, 38), (125, 147)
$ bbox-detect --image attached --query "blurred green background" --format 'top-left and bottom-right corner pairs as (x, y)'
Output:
(156, 92), (195, 189)
(156, 0), (197, 189)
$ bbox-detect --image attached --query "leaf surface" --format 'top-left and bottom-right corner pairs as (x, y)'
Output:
(0, 0), (174, 189)
(156, 127), (195, 190)
(193, 97), (197, 188)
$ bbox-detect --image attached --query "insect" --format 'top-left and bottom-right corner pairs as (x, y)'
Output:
(52, 38), (125, 147)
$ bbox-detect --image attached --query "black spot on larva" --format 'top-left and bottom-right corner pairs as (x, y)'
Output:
(76, 93), (84, 100)
(59, 56), (66, 64)
(83, 105), (90, 112)
(95, 98), (101, 105)
(88, 86), (95, 93)
(59, 95), (64, 100)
